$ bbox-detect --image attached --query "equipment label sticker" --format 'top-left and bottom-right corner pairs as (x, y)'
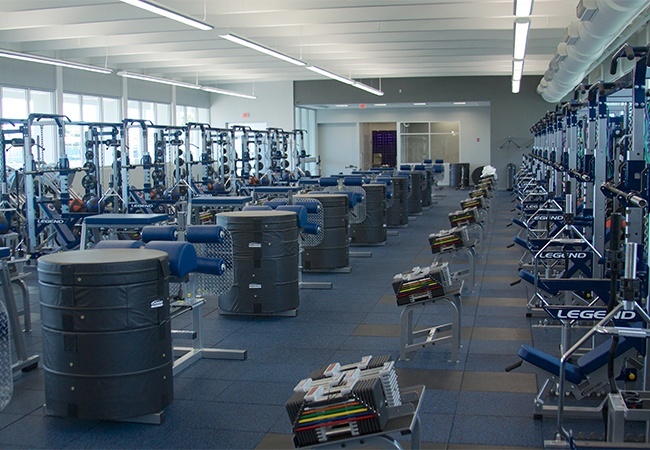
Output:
(150, 299), (164, 308)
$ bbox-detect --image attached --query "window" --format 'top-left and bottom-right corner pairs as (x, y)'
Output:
(177, 105), (209, 126)
(399, 121), (460, 164)
(1, 87), (55, 168)
(295, 107), (317, 174)
(103, 97), (120, 123)
(2, 87), (28, 119)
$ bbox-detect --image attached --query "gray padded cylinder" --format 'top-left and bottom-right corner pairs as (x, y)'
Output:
(296, 193), (349, 270)
(217, 210), (299, 314)
(386, 176), (409, 226)
(38, 249), (173, 420)
(408, 172), (423, 215)
(350, 184), (386, 244)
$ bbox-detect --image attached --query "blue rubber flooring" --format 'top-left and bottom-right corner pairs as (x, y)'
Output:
(0, 188), (618, 449)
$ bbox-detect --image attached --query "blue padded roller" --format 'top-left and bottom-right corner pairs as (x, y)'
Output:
(297, 178), (320, 186)
(93, 240), (143, 249)
(186, 225), (226, 244)
(423, 159), (432, 164)
(0, 247), (10, 259)
(319, 177), (338, 187)
(399, 165), (411, 171)
(293, 201), (321, 214)
(196, 257), (226, 276)
(413, 164), (426, 171)
(435, 159), (444, 164)
(141, 225), (177, 243)
(302, 222), (321, 235)
(277, 205), (308, 229)
(342, 176), (363, 186)
(263, 199), (288, 209)
(242, 205), (272, 211)
(375, 177), (392, 186)
(433, 165), (444, 173)
(144, 241), (197, 278)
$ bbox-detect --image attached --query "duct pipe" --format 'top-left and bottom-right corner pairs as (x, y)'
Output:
(538, 0), (647, 103)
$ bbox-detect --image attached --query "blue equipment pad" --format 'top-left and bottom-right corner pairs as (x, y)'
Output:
(144, 241), (197, 278)
(185, 225), (226, 244)
(518, 336), (644, 386)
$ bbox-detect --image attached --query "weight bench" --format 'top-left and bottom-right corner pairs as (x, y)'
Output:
(80, 213), (169, 250)
(93, 235), (246, 377)
(511, 335), (645, 419)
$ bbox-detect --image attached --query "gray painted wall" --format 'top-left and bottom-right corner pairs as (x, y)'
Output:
(210, 81), (294, 130)
(295, 75), (549, 186)
(315, 105), (491, 183)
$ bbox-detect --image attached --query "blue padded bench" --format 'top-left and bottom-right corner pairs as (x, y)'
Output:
(518, 336), (645, 385)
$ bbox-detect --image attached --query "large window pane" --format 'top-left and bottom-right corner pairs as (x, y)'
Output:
(29, 90), (53, 114)
(185, 106), (197, 124)
(82, 95), (100, 122)
(176, 105), (186, 126)
(430, 133), (460, 163)
(103, 97), (120, 123)
(430, 122), (459, 133)
(2, 87), (28, 119)
(63, 93), (81, 121)
(142, 101), (155, 122)
(401, 135), (429, 163)
(127, 100), (140, 119)
(400, 122), (428, 134)
(156, 103), (170, 125)
(198, 107), (209, 124)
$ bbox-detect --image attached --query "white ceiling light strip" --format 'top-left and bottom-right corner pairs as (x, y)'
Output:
(511, 0), (533, 94)
(117, 71), (201, 89)
(0, 49), (112, 74)
(514, 0), (534, 17)
(353, 81), (384, 96)
(118, 0), (213, 31)
(307, 67), (384, 96)
(118, 71), (256, 99)
(305, 66), (355, 85)
(220, 33), (384, 96)
(513, 19), (531, 60)
(201, 86), (257, 99)
(220, 33), (306, 66)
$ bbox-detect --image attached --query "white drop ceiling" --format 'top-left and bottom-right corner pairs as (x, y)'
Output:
(0, 0), (578, 87)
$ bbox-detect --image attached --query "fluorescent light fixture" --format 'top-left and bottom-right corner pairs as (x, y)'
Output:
(352, 81), (384, 96)
(513, 18), (531, 60)
(514, 0), (534, 17)
(117, 71), (201, 89)
(118, 0), (213, 30)
(335, 104), (349, 107)
(220, 33), (305, 66)
(202, 86), (256, 99)
(374, 103), (387, 107)
(512, 79), (521, 94)
(0, 48), (112, 74)
(453, 102), (467, 105)
(512, 59), (524, 81)
(413, 103), (427, 106)
(306, 66), (355, 85)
